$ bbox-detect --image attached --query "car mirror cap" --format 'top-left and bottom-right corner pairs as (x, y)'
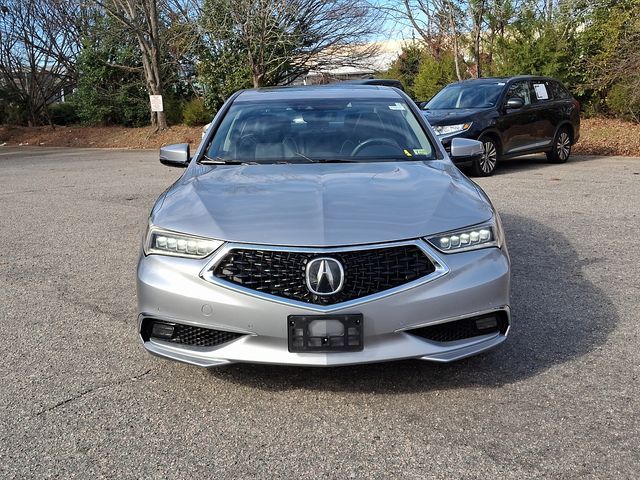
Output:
(506, 97), (525, 109)
(450, 137), (484, 163)
(160, 143), (190, 168)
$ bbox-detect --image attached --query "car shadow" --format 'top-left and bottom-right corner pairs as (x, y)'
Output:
(473, 154), (603, 176)
(207, 213), (617, 393)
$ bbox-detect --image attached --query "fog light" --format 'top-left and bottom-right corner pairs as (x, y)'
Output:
(151, 322), (175, 339)
(475, 316), (498, 330)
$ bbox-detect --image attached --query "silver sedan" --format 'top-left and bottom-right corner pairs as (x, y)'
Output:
(137, 85), (510, 367)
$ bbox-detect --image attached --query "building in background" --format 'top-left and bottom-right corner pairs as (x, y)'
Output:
(294, 40), (405, 85)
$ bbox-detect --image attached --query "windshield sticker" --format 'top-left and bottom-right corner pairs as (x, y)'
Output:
(403, 149), (413, 157)
(413, 149), (428, 155)
(389, 103), (405, 111)
(533, 83), (549, 100)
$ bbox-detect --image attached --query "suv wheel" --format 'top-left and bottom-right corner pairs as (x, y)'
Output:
(472, 137), (499, 176)
(547, 128), (571, 163)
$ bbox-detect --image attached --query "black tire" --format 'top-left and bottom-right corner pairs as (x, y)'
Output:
(547, 127), (572, 163)
(472, 137), (499, 176)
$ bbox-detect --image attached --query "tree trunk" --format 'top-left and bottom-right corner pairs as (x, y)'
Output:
(446, 0), (463, 81)
(474, 1), (485, 78)
(252, 69), (264, 88)
(474, 33), (481, 78)
(140, 50), (168, 131)
(146, 0), (167, 131)
(102, 0), (168, 131)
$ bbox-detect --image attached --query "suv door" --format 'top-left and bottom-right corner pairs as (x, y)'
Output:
(530, 80), (559, 147)
(499, 81), (536, 154)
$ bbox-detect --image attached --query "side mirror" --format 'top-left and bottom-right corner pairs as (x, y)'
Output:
(160, 143), (190, 168)
(450, 137), (483, 164)
(505, 97), (524, 110)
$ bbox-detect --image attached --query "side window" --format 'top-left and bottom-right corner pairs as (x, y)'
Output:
(532, 81), (551, 102)
(548, 81), (571, 100)
(506, 81), (533, 106)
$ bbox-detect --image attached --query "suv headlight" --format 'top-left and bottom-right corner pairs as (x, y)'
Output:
(433, 123), (472, 136)
(426, 217), (503, 253)
(144, 226), (223, 258)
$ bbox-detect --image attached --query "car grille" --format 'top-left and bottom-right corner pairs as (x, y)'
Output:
(211, 245), (436, 305)
(141, 318), (243, 348)
(407, 312), (509, 343)
(166, 324), (242, 347)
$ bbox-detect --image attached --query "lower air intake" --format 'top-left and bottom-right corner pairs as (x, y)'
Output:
(141, 318), (243, 348)
(407, 312), (509, 343)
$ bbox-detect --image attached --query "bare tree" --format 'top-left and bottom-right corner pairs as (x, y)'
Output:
(443, 0), (463, 80)
(0, 0), (84, 125)
(201, 0), (383, 88)
(388, 0), (464, 81)
(470, 0), (486, 77)
(96, 0), (169, 130)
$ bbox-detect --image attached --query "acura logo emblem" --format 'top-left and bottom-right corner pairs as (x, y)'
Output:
(306, 257), (344, 296)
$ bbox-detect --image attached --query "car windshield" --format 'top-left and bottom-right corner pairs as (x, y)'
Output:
(205, 98), (435, 164)
(425, 83), (504, 110)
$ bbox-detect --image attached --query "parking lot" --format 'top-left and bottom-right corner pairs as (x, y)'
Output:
(0, 147), (638, 478)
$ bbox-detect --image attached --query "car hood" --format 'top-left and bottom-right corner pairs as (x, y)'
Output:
(422, 108), (486, 125)
(152, 161), (493, 247)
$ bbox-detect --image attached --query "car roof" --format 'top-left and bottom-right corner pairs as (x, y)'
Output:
(450, 75), (559, 85)
(235, 84), (404, 102)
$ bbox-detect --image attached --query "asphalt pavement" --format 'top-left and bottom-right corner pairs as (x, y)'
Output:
(0, 147), (638, 478)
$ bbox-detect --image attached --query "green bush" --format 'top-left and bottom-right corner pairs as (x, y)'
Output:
(73, 17), (151, 127)
(164, 94), (185, 125)
(412, 52), (458, 102)
(0, 87), (29, 125)
(182, 98), (211, 126)
(606, 83), (640, 121)
(48, 102), (79, 125)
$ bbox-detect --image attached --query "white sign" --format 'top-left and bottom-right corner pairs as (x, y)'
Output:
(149, 95), (164, 112)
(533, 84), (549, 100)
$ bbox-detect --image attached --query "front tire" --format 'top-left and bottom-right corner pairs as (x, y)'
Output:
(472, 137), (499, 176)
(547, 128), (571, 163)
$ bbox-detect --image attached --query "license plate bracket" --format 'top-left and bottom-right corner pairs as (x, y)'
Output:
(288, 314), (363, 352)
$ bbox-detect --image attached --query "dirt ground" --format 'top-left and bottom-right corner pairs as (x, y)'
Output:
(1, 117), (638, 156)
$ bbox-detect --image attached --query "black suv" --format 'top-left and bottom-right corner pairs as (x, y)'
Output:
(421, 76), (580, 176)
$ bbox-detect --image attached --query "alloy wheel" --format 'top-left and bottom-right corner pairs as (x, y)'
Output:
(481, 140), (498, 174)
(556, 131), (571, 161)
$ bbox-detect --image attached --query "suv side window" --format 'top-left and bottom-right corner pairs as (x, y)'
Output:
(506, 81), (533, 106)
(548, 81), (571, 100)
(532, 81), (552, 102)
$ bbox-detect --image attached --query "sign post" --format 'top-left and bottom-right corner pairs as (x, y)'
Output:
(149, 95), (164, 112)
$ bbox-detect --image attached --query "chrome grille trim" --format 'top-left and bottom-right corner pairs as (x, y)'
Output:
(199, 239), (449, 313)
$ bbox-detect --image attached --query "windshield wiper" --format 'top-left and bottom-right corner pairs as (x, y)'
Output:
(201, 155), (257, 165)
(292, 152), (317, 163)
(315, 158), (358, 163)
(291, 154), (357, 163)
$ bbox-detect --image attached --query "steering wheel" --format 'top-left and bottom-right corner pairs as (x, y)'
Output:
(239, 134), (258, 146)
(351, 138), (401, 157)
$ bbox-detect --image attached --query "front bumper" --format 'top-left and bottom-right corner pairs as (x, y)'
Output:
(136, 242), (510, 367)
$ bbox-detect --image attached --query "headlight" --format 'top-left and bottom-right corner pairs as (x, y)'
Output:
(426, 218), (503, 253)
(433, 123), (472, 136)
(144, 226), (223, 258)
